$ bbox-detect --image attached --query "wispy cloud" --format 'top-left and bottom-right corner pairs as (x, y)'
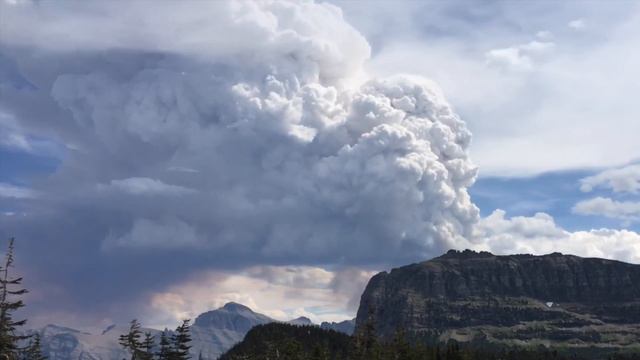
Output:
(99, 177), (196, 196)
(573, 197), (640, 223)
(568, 18), (586, 30)
(0, 183), (37, 199)
(485, 40), (555, 71)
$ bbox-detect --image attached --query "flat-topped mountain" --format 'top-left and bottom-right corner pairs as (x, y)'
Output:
(355, 250), (640, 353)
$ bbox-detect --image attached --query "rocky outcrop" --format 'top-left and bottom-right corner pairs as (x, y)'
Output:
(355, 250), (640, 351)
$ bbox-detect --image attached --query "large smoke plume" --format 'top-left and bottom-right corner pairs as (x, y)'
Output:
(0, 0), (479, 324)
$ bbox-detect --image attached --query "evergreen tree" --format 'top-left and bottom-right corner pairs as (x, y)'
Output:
(0, 238), (31, 359)
(170, 319), (192, 360)
(141, 332), (155, 360)
(156, 331), (172, 360)
(387, 328), (412, 360)
(352, 307), (381, 360)
(119, 319), (144, 360)
(445, 340), (462, 360)
(309, 343), (330, 360)
(280, 338), (304, 360)
(22, 333), (46, 360)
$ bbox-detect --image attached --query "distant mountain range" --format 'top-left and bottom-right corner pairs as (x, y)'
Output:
(32, 302), (355, 360)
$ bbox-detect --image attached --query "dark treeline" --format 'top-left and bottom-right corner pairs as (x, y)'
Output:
(220, 322), (352, 360)
(220, 322), (640, 360)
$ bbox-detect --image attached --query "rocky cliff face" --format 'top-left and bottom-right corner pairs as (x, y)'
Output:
(356, 250), (640, 351)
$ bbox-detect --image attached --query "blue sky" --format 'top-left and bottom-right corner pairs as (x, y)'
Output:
(0, 148), (57, 184)
(1, 0), (640, 330)
(472, 173), (640, 233)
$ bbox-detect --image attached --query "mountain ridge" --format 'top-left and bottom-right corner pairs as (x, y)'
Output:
(356, 249), (640, 354)
(32, 302), (353, 360)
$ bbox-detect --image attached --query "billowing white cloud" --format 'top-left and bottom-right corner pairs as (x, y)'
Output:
(1, 0), (370, 83)
(572, 197), (640, 223)
(580, 164), (640, 193)
(3, 0), (480, 261)
(47, 68), (479, 261)
(475, 209), (640, 264)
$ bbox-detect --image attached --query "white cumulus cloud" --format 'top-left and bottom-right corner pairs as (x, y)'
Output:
(572, 197), (640, 223)
(475, 209), (640, 264)
(580, 164), (640, 193)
